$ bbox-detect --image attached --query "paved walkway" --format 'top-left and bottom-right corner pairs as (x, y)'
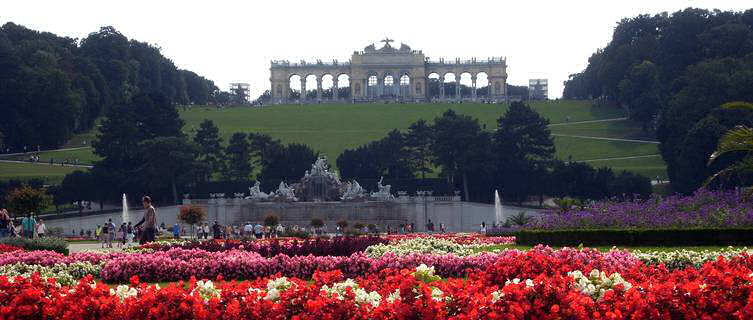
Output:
(0, 146), (91, 157)
(69, 242), (131, 253)
(551, 133), (659, 144)
(548, 117), (628, 127)
(580, 154), (662, 162)
(0, 159), (93, 169)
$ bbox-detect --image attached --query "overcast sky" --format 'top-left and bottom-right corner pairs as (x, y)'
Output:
(2, 1), (750, 98)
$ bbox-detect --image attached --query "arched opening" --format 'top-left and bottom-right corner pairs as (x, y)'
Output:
(399, 74), (410, 98)
(289, 74), (302, 101)
(443, 73), (456, 98)
(383, 75), (395, 98)
(459, 72), (473, 98)
(475, 72), (489, 98)
(336, 74), (351, 99)
(427, 72), (440, 99)
(367, 75), (378, 98)
(305, 75), (318, 99)
(321, 74), (334, 99)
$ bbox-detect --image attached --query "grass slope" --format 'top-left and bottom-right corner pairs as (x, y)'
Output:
(0, 162), (87, 184)
(4, 100), (669, 181)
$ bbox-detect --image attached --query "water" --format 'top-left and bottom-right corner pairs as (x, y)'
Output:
(122, 194), (129, 224)
(494, 190), (503, 225)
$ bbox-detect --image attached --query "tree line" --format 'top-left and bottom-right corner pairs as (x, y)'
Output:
(562, 8), (753, 193)
(50, 98), (650, 209)
(336, 103), (651, 203)
(0, 22), (219, 152)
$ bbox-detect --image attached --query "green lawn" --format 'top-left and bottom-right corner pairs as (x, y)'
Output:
(586, 156), (668, 179)
(554, 136), (660, 161)
(0, 162), (87, 184)
(549, 119), (655, 140)
(5, 100), (668, 182)
(181, 100), (625, 162)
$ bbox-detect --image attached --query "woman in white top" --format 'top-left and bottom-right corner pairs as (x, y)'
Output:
(36, 219), (47, 237)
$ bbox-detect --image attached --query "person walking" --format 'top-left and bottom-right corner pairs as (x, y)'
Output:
(126, 222), (134, 246)
(0, 209), (10, 238)
(253, 222), (263, 239)
(21, 214), (36, 239)
(173, 222), (181, 240)
(36, 219), (46, 238)
(134, 196), (157, 244)
(212, 221), (221, 239)
(117, 223), (127, 248)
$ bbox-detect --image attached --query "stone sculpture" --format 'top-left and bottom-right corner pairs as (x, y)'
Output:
(246, 181), (269, 201)
(341, 180), (367, 202)
(270, 181), (298, 202)
(370, 176), (394, 200)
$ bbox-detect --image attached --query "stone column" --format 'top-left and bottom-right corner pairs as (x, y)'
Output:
(300, 78), (306, 103)
(333, 78), (339, 101)
(471, 76), (477, 101)
(439, 75), (445, 100)
(378, 76), (384, 99)
(316, 77), (322, 101)
(455, 76), (461, 100)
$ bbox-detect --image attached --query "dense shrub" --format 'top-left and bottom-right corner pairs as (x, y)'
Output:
(0, 237), (68, 254)
(140, 236), (388, 257)
(516, 228), (753, 246)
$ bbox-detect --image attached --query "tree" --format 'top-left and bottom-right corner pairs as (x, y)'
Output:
(259, 143), (318, 189)
(193, 120), (224, 180)
(405, 120), (434, 179)
(178, 205), (205, 239)
(492, 102), (555, 202)
(431, 109), (491, 200)
(311, 218), (324, 228)
(5, 186), (52, 217)
(137, 136), (198, 204)
(618, 61), (662, 129)
(337, 130), (414, 183)
(223, 132), (253, 181)
(264, 214), (279, 227)
(91, 92), (185, 202)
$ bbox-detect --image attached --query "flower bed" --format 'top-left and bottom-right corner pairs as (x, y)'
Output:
(528, 189), (753, 230)
(384, 233), (516, 245)
(6, 253), (753, 319)
(138, 236), (388, 257)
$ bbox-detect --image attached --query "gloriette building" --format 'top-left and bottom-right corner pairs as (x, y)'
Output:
(269, 38), (508, 104)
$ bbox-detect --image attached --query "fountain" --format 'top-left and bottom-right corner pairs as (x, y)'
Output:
(122, 193), (129, 224)
(494, 190), (503, 225)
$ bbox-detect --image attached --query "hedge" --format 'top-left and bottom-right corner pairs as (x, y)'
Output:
(515, 228), (753, 247)
(0, 237), (69, 255)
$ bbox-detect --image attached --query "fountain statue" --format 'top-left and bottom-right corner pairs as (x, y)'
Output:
(298, 156), (342, 201)
(494, 190), (503, 225)
(341, 180), (367, 202)
(246, 181), (270, 201)
(370, 177), (394, 200)
(122, 194), (129, 223)
(270, 181), (298, 202)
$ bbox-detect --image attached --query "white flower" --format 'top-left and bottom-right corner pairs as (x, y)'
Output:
(191, 280), (221, 302)
(491, 290), (504, 303)
(525, 279), (534, 288)
(386, 289), (401, 303)
(431, 287), (444, 302)
(110, 285), (138, 301)
(265, 277), (297, 302)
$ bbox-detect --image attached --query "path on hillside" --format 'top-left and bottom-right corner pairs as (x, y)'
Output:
(548, 117), (628, 126)
(0, 146), (91, 157)
(551, 133), (659, 144)
(578, 154), (662, 162)
(0, 159), (93, 169)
